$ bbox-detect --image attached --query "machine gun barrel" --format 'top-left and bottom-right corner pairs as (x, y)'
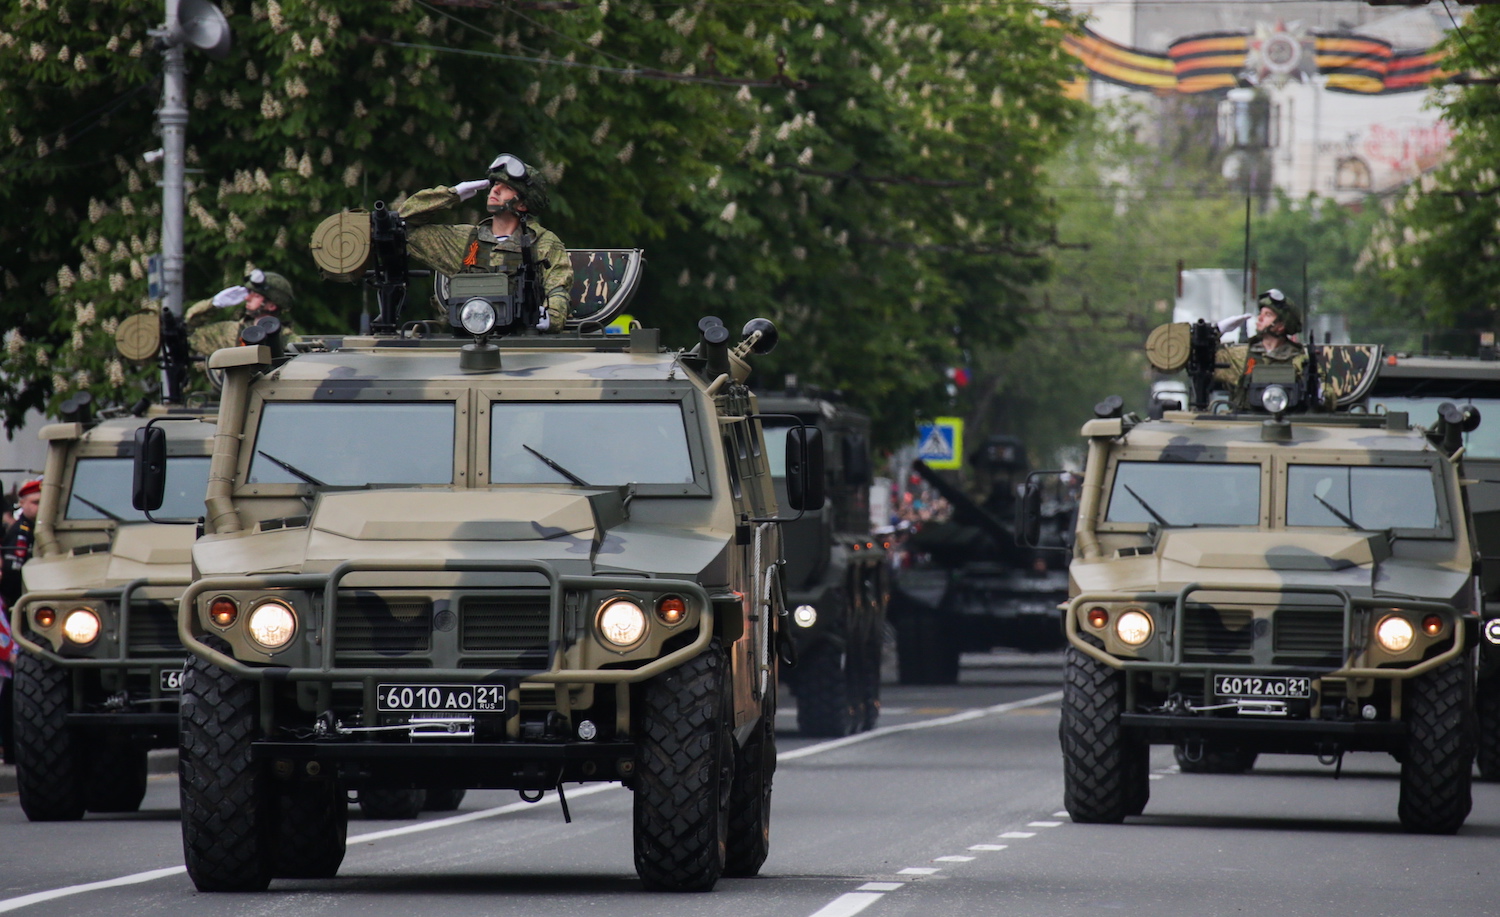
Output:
(159, 307), (191, 404)
(369, 200), (409, 333)
(1185, 318), (1220, 411)
(911, 459), (1014, 547)
(516, 217), (544, 329)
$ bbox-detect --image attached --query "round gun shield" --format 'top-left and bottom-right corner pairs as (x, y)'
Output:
(115, 312), (161, 362)
(1145, 322), (1192, 373)
(309, 210), (371, 281)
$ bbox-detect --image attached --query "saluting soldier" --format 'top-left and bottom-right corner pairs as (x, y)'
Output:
(184, 268), (297, 356)
(397, 153), (572, 333)
(1214, 288), (1306, 410)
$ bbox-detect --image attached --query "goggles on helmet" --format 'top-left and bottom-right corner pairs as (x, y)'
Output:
(1258, 288), (1286, 309)
(487, 154), (527, 181)
(246, 268), (267, 289)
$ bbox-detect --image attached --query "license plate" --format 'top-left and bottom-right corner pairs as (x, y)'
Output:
(377, 684), (506, 713)
(160, 669), (183, 692)
(1214, 675), (1311, 699)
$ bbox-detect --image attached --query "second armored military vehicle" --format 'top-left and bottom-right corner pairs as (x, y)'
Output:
(757, 391), (887, 736)
(10, 409), (213, 820)
(135, 235), (819, 891)
(1040, 331), (1479, 833)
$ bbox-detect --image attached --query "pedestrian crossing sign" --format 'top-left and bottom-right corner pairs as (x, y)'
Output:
(917, 417), (964, 470)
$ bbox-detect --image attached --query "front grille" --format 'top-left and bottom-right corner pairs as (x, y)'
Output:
(125, 601), (183, 654)
(461, 596), (551, 669)
(1274, 609), (1344, 665)
(1182, 606), (1253, 662)
(334, 595), (432, 656)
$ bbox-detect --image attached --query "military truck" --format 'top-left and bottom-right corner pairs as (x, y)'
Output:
(890, 436), (1071, 685)
(757, 391), (887, 736)
(9, 408), (214, 821)
(134, 225), (820, 891)
(1362, 352), (1500, 779)
(1039, 328), (1479, 833)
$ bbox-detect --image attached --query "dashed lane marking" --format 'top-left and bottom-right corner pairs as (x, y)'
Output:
(858, 882), (906, 892)
(897, 867), (942, 876)
(999, 831), (1036, 839)
(1027, 821), (1062, 828)
(807, 892), (887, 917)
(968, 844), (1008, 851)
(935, 856), (975, 863)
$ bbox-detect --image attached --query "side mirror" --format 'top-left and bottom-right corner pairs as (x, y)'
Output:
(132, 426), (168, 512)
(785, 427), (826, 512)
(1016, 481), (1043, 547)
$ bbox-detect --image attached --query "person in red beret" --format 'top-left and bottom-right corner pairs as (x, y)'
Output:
(1, 478), (41, 607)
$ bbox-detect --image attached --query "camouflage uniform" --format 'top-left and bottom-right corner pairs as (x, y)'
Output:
(1214, 337), (1308, 410)
(397, 186), (573, 332)
(183, 303), (297, 357)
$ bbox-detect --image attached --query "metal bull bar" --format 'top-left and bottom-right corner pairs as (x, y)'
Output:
(12, 576), (193, 669)
(178, 558), (714, 684)
(1066, 581), (1467, 679)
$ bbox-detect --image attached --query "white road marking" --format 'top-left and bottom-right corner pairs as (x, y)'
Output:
(0, 868), (186, 915)
(935, 855), (975, 863)
(807, 892), (886, 917)
(780, 690), (1064, 762)
(858, 882), (906, 891)
(999, 831), (1036, 839)
(1149, 774), (1166, 781)
(1052, 810), (1070, 818)
(969, 844), (1008, 851)
(898, 867), (942, 875)
(1027, 821), (1062, 828)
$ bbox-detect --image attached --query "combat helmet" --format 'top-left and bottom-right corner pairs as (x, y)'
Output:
(1257, 288), (1301, 336)
(486, 153), (550, 214)
(246, 268), (296, 311)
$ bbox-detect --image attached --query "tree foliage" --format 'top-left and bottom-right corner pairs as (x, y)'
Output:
(0, 0), (1084, 446)
(1369, 7), (1500, 346)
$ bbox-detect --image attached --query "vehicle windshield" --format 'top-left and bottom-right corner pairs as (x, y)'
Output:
(490, 402), (694, 485)
(1286, 464), (1441, 530)
(1369, 397), (1500, 458)
(1105, 461), (1261, 526)
(68, 456), (212, 522)
(247, 403), (455, 486)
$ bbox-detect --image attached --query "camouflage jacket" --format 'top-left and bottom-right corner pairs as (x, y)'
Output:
(1215, 337), (1307, 409)
(397, 186), (572, 332)
(183, 299), (296, 358)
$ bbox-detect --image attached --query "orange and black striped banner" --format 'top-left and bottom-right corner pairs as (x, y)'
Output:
(1061, 25), (1449, 94)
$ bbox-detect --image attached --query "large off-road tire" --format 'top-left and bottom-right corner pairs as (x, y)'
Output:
(424, 788), (468, 812)
(633, 641), (732, 892)
(179, 648), (274, 892)
(1398, 658), (1474, 834)
(895, 615), (960, 686)
(1173, 742), (1258, 775)
(358, 788), (427, 820)
(725, 693), (776, 877)
(795, 643), (856, 738)
(86, 735), (149, 813)
(1475, 674), (1500, 781)
(13, 651), (87, 821)
(273, 779), (348, 879)
(1060, 646), (1134, 824)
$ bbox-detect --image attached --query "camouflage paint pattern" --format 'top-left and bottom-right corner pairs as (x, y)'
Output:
(398, 186), (572, 331)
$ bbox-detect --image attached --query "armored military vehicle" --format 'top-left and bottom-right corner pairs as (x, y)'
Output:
(1362, 352), (1500, 779)
(9, 408), (214, 820)
(757, 391), (887, 736)
(134, 223), (820, 891)
(1039, 326), (1479, 833)
(890, 436), (1071, 685)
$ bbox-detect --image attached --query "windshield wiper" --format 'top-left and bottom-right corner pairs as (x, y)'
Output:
(257, 450), (327, 487)
(71, 493), (125, 522)
(522, 444), (590, 486)
(1314, 492), (1363, 530)
(1121, 483), (1175, 528)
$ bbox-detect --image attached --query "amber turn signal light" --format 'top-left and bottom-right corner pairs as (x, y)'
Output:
(34, 606), (56, 628)
(209, 596), (239, 627)
(1422, 615), (1444, 636)
(656, 596), (687, 626)
(1087, 606), (1109, 629)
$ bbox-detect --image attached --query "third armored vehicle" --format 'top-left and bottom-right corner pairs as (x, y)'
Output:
(757, 391), (887, 736)
(1043, 333), (1479, 833)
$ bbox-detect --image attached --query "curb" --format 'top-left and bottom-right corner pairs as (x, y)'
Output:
(0, 748), (178, 797)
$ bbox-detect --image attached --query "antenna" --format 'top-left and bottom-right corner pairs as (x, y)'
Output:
(1241, 197), (1251, 313)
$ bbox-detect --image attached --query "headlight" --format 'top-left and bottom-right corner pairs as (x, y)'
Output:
(62, 608), (101, 645)
(1115, 609), (1153, 646)
(246, 600), (297, 649)
(793, 604), (818, 628)
(598, 599), (647, 647)
(1261, 384), (1289, 414)
(1375, 615), (1414, 653)
(460, 298), (497, 335)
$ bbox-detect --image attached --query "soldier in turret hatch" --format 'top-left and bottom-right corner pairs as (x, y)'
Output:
(1214, 288), (1306, 411)
(398, 153), (573, 333)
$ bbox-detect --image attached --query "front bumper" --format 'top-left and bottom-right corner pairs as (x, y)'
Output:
(254, 738), (638, 791)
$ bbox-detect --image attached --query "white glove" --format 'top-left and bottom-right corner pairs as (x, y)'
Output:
(454, 179), (489, 201)
(536, 312), (551, 332)
(212, 285), (248, 308)
(1216, 312), (1253, 334)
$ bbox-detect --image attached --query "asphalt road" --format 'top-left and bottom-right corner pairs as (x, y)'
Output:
(1, 652), (1496, 917)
